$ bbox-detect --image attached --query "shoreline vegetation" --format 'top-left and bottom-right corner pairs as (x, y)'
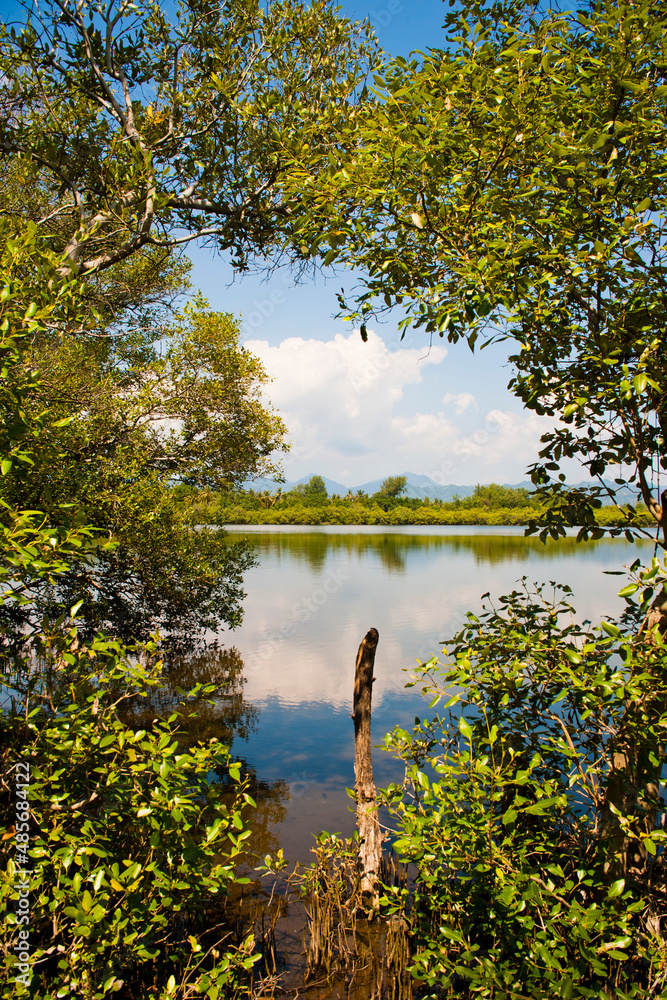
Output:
(201, 478), (653, 529)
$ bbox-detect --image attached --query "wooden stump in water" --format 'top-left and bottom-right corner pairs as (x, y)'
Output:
(353, 627), (382, 896)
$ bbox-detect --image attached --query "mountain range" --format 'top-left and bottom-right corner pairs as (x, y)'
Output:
(245, 472), (641, 505)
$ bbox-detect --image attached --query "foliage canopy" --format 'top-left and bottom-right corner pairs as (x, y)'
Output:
(3, 1), (667, 996)
(0, 220), (287, 642)
(0, 0), (376, 275)
(0, 227), (266, 998)
(375, 475), (407, 499)
(2, 635), (259, 999)
(313, 0), (667, 542)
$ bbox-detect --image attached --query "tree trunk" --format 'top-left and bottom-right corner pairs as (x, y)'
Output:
(353, 627), (382, 896)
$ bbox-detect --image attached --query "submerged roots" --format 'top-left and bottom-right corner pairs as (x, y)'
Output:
(302, 836), (413, 1000)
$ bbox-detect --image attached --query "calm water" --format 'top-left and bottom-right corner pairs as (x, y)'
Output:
(182, 527), (653, 864)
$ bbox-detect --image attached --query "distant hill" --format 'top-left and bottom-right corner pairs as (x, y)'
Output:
(244, 472), (642, 505)
(249, 474), (350, 496)
(245, 472), (635, 503)
(247, 472), (475, 500)
(351, 472), (468, 500)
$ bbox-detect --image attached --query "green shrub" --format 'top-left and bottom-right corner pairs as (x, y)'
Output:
(381, 571), (667, 999)
(1, 634), (259, 1000)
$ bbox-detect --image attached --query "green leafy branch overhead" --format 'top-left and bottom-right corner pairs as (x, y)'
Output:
(304, 0), (667, 542)
(0, 0), (377, 276)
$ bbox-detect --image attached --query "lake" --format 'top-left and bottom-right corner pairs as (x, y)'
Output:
(179, 526), (653, 865)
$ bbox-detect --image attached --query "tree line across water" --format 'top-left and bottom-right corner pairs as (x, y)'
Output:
(206, 475), (652, 527)
(1, 0), (667, 998)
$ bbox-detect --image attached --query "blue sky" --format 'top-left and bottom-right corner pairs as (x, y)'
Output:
(191, 1), (564, 487)
(346, 0), (447, 53)
(0, 0), (572, 487)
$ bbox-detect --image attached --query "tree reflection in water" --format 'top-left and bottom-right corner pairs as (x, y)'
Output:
(241, 528), (614, 573)
(122, 644), (256, 745)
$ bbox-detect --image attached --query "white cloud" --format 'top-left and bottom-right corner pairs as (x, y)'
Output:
(245, 329), (448, 479)
(442, 391), (478, 415)
(244, 329), (558, 484)
(391, 408), (556, 484)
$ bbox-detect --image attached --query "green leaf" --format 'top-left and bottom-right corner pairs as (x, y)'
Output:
(458, 716), (473, 740)
(524, 795), (562, 815)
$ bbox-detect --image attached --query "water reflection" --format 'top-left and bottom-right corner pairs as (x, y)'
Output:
(223, 527), (649, 712)
(123, 644), (259, 747)
(211, 527), (653, 861)
(137, 528), (653, 864)
(239, 526), (632, 570)
(248, 531), (416, 573)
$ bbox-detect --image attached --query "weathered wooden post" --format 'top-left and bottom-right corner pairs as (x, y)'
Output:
(352, 627), (382, 895)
